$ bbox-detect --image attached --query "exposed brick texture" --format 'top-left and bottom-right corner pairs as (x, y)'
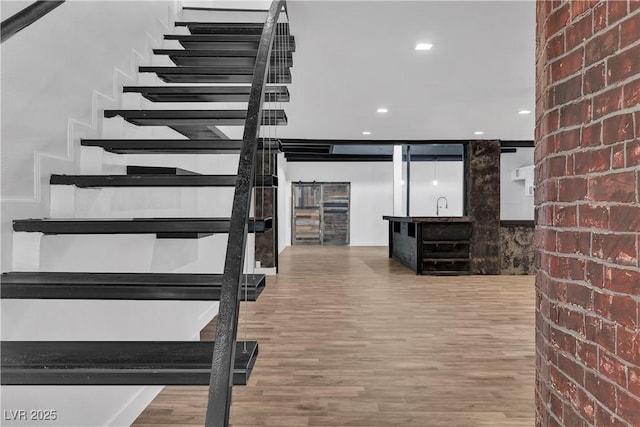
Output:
(535, 1), (640, 426)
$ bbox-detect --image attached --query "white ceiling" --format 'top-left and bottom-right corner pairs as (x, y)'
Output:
(279, 0), (536, 141)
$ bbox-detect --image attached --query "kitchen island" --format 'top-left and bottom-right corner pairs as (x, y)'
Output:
(383, 216), (472, 275)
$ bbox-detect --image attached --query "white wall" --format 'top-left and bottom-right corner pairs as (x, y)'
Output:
(406, 161), (464, 217)
(1, 1), (31, 19)
(501, 147), (535, 220)
(283, 161), (393, 246)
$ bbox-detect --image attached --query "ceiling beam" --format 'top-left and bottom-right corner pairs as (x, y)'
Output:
(283, 154), (464, 162)
(280, 139), (534, 147)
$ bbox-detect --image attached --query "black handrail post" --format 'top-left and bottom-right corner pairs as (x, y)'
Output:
(1, 1), (65, 43)
(204, 1), (286, 426)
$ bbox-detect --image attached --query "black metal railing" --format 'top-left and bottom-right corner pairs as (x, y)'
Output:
(205, 1), (287, 426)
(1, 1), (65, 43)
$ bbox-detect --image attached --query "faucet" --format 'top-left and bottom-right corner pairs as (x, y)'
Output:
(436, 196), (448, 216)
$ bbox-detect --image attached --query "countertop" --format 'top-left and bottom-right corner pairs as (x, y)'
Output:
(382, 216), (472, 223)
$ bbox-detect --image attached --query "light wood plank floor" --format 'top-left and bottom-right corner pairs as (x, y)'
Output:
(133, 246), (535, 427)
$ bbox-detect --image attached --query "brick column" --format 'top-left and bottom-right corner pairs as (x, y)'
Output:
(535, 1), (639, 426)
(255, 151), (278, 270)
(465, 140), (501, 274)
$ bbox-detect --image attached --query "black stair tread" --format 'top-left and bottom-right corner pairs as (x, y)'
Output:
(103, 110), (287, 139)
(164, 34), (296, 51)
(139, 65), (289, 74)
(153, 48), (292, 58)
(139, 66), (291, 84)
(153, 49), (292, 67)
(423, 240), (471, 245)
(81, 138), (282, 154)
(125, 165), (200, 175)
(50, 174), (278, 188)
(183, 6), (268, 12)
(1, 341), (257, 386)
(1, 272), (265, 301)
(104, 109), (287, 126)
(13, 217), (273, 237)
(162, 56), (291, 68)
(175, 21), (289, 35)
(422, 258), (471, 262)
(153, 48), (293, 61)
(122, 85), (289, 103)
(165, 34), (293, 41)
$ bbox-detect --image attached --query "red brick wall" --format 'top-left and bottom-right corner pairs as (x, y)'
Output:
(535, 1), (640, 426)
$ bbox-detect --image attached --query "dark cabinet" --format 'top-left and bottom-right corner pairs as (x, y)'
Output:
(420, 222), (471, 274)
(384, 216), (472, 275)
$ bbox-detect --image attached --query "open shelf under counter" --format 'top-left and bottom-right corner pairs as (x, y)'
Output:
(383, 216), (472, 275)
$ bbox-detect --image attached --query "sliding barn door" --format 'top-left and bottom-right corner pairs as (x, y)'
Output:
(321, 183), (350, 245)
(292, 183), (322, 245)
(292, 182), (350, 246)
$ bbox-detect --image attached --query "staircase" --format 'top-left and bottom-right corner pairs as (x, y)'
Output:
(1, 2), (292, 426)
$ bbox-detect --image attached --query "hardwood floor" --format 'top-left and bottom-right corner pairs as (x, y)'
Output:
(133, 246), (535, 426)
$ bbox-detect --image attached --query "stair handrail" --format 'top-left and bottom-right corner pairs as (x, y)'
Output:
(1, 1), (65, 43)
(205, 1), (287, 426)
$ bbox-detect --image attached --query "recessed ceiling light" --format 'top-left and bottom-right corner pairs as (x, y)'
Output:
(362, 131), (371, 135)
(377, 108), (388, 113)
(474, 131), (484, 135)
(415, 43), (433, 51)
(518, 110), (532, 115)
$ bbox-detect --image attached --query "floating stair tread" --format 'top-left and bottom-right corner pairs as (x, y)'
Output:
(153, 48), (292, 58)
(183, 6), (268, 12)
(1, 341), (257, 385)
(125, 165), (199, 175)
(13, 217), (273, 237)
(122, 85), (289, 103)
(50, 174), (278, 188)
(104, 109), (287, 126)
(1, 272), (265, 301)
(423, 240), (471, 245)
(139, 65), (276, 74)
(175, 21), (289, 35)
(81, 138), (282, 154)
(154, 49), (257, 57)
(139, 66), (291, 84)
(422, 258), (471, 262)
(154, 50), (292, 67)
(165, 34), (292, 41)
(164, 34), (295, 51)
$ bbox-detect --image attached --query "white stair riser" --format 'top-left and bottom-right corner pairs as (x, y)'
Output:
(51, 186), (235, 218)
(12, 233), (239, 274)
(80, 147), (240, 175)
(1, 299), (217, 341)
